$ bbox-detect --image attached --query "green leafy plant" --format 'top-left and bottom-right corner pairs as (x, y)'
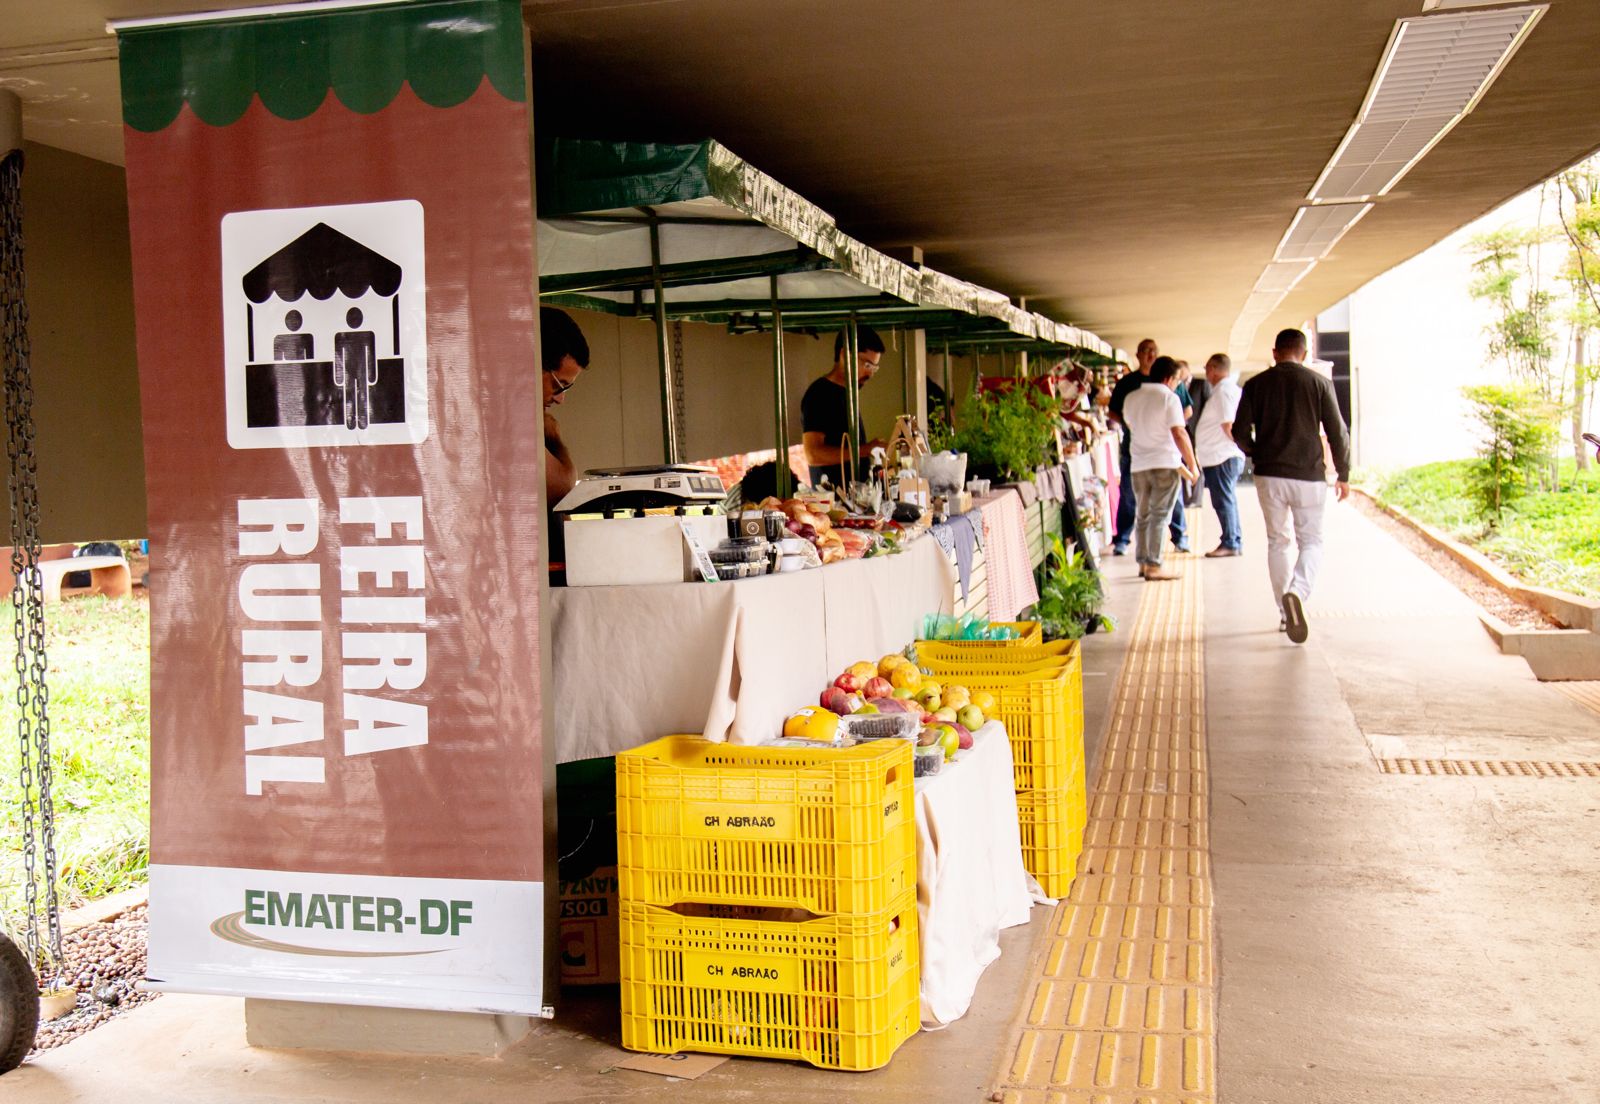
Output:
(946, 385), (1062, 482)
(1029, 536), (1112, 640)
(1461, 383), (1558, 520)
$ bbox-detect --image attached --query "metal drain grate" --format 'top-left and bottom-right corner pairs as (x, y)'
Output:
(1376, 758), (1600, 778)
(1554, 681), (1600, 719)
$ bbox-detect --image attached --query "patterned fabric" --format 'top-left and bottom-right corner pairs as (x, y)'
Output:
(979, 491), (1040, 621)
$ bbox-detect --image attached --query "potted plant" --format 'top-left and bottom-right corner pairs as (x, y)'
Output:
(942, 386), (1062, 483)
(1028, 536), (1113, 639)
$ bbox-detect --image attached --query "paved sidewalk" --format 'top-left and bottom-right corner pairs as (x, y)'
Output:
(1204, 489), (1600, 1103)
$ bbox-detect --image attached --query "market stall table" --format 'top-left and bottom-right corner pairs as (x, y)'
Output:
(550, 534), (957, 762)
(915, 720), (1047, 1027)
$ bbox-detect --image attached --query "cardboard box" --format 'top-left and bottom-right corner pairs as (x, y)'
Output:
(559, 863), (620, 985)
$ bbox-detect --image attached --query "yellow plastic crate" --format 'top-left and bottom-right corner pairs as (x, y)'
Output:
(616, 736), (915, 916)
(916, 639), (1078, 673)
(915, 660), (1084, 792)
(1017, 774), (1087, 899)
(916, 620), (1042, 648)
(619, 892), (920, 1071)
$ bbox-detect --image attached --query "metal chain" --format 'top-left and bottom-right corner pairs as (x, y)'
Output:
(1, 148), (61, 983)
(671, 321), (687, 460)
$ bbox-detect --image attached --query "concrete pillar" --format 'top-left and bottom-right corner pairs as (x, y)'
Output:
(245, 999), (532, 1057)
(908, 327), (929, 436)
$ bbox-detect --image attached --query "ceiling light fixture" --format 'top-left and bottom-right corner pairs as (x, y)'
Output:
(1275, 202), (1375, 262)
(1307, 5), (1546, 203)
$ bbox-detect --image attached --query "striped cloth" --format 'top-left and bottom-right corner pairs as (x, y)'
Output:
(978, 491), (1039, 621)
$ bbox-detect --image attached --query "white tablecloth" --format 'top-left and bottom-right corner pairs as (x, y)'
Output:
(916, 721), (1046, 1027)
(550, 535), (957, 762)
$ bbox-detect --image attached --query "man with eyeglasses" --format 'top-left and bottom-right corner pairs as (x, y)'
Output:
(541, 306), (589, 505)
(800, 325), (887, 488)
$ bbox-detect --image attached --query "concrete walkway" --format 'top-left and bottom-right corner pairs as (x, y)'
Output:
(9, 492), (1600, 1102)
(1204, 490), (1600, 1103)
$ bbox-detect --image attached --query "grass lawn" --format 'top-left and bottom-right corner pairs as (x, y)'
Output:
(0, 596), (150, 941)
(1373, 458), (1600, 598)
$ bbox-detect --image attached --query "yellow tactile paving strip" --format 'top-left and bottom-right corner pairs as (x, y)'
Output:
(997, 562), (1214, 1104)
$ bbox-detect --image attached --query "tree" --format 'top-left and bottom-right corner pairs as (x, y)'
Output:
(1467, 227), (1559, 401)
(1556, 158), (1600, 470)
(1461, 384), (1557, 521)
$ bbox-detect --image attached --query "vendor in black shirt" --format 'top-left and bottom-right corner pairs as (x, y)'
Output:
(800, 325), (885, 487)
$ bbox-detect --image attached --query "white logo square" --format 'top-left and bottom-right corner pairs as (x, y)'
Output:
(221, 200), (428, 449)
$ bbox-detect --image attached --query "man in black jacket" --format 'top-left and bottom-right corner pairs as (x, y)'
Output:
(1232, 328), (1350, 644)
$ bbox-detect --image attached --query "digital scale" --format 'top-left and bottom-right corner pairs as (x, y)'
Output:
(554, 464), (728, 516)
(555, 465), (730, 587)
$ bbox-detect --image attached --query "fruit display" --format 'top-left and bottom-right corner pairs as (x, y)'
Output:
(753, 497), (909, 565)
(801, 657), (989, 764)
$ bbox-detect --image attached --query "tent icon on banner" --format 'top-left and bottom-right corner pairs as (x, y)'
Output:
(220, 200), (429, 450)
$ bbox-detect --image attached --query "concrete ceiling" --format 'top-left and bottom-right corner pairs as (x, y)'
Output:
(5, 0), (1600, 363)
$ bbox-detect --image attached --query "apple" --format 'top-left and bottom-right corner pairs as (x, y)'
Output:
(918, 711), (936, 725)
(938, 725), (959, 760)
(842, 694), (864, 714)
(868, 697), (907, 714)
(933, 706), (958, 723)
(834, 672), (864, 694)
(863, 677), (894, 700)
(915, 685), (942, 710)
(957, 704), (985, 731)
(820, 686), (851, 714)
(949, 722), (974, 750)
(854, 703), (880, 715)
(891, 687), (917, 701)
(921, 680), (943, 700)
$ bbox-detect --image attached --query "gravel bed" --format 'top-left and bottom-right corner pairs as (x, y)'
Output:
(1352, 495), (1561, 631)
(29, 902), (157, 1054)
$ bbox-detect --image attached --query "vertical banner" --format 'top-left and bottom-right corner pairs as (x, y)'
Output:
(115, 0), (547, 1014)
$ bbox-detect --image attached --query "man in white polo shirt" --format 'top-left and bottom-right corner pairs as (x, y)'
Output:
(1122, 356), (1200, 581)
(1194, 353), (1246, 557)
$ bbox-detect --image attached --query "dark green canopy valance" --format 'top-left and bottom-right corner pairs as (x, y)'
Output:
(116, 0), (524, 133)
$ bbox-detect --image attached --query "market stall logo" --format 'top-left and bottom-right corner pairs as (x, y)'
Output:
(220, 200), (430, 449)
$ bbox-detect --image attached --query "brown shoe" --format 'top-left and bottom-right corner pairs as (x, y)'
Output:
(1141, 565), (1180, 581)
(1204, 546), (1241, 558)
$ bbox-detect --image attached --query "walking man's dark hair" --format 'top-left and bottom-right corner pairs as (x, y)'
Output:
(1273, 328), (1307, 356)
(1149, 356), (1180, 384)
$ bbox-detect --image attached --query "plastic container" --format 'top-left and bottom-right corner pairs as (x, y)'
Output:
(913, 745), (943, 777)
(1016, 774), (1088, 899)
(619, 891), (919, 1071)
(616, 735), (916, 916)
(838, 712), (920, 741)
(917, 620), (1043, 648)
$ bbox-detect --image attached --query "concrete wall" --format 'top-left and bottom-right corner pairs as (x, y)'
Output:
(19, 142), (146, 542)
(1345, 187), (1570, 474)
(552, 308), (938, 472)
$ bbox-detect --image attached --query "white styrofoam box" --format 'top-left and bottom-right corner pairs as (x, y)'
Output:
(563, 513), (729, 587)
